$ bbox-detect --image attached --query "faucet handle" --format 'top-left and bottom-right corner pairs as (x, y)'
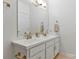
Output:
(15, 52), (21, 56)
(35, 32), (39, 37)
(29, 32), (32, 38)
(29, 32), (32, 35)
(24, 32), (27, 39)
(22, 55), (26, 59)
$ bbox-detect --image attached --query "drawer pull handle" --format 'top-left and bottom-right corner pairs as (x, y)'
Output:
(39, 56), (41, 59)
(15, 52), (26, 59)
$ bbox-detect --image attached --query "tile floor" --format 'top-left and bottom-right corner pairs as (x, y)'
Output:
(55, 53), (75, 59)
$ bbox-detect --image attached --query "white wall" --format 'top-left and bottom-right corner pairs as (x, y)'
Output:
(48, 0), (55, 33)
(3, 0), (17, 59)
(48, 0), (76, 55)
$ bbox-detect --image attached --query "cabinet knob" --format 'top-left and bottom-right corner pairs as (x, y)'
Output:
(39, 56), (41, 59)
(15, 52), (26, 59)
(15, 52), (21, 57)
(22, 55), (26, 59)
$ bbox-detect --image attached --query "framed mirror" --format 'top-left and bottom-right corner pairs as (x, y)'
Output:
(17, 0), (49, 38)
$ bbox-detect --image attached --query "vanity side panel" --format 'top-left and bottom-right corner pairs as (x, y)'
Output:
(13, 44), (28, 59)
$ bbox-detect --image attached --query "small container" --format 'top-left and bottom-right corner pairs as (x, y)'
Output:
(54, 20), (60, 32)
(35, 32), (39, 37)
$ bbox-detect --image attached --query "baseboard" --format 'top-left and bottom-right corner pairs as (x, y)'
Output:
(60, 52), (76, 58)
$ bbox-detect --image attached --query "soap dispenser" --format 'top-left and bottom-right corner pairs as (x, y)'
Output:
(40, 22), (44, 34)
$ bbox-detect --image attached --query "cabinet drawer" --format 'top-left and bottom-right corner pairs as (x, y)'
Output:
(55, 42), (59, 56)
(46, 39), (54, 48)
(30, 51), (45, 59)
(30, 44), (45, 57)
(46, 46), (54, 59)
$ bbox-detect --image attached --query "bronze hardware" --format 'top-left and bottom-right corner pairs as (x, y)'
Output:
(22, 55), (26, 59)
(15, 52), (26, 59)
(35, 32), (39, 37)
(24, 32), (32, 39)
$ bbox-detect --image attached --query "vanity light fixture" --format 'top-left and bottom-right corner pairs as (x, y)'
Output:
(32, 0), (46, 8)
(3, 0), (11, 8)
(32, 0), (39, 7)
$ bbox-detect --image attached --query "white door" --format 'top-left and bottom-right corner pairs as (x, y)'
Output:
(30, 51), (45, 59)
(46, 46), (54, 59)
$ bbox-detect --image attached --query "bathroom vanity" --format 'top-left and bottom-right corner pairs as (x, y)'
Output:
(12, 35), (60, 59)
(14, 0), (60, 59)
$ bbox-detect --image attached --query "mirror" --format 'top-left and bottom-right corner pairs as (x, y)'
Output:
(17, 0), (49, 37)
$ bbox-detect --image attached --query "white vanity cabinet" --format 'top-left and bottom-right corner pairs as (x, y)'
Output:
(54, 38), (60, 56)
(46, 45), (54, 59)
(12, 35), (60, 59)
(30, 44), (45, 59)
(30, 51), (45, 59)
(46, 40), (54, 59)
(46, 37), (60, 59)
(13, 44), (28, 59)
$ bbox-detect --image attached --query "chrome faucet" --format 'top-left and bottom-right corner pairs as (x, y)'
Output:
(24, 32), (32, 39)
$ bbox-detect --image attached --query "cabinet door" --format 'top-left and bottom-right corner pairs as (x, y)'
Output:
(30, 51), (45, 59)
(46, 46), (54, 59)
(55, 41), (59, 56)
